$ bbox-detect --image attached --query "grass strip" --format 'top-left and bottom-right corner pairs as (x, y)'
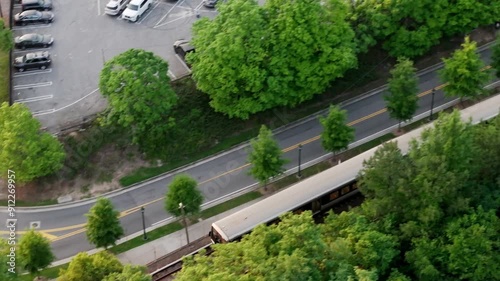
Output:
(0, 51), (9, 103)
(18, 264), (67, 281)
(199, 191), (262, 219)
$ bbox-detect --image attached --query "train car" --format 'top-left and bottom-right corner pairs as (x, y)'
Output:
(209, 94), (500, 243)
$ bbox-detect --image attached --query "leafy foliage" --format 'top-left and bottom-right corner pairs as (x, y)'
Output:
(102, 265), (151, 281)
(99, 49), (177, 156)
(439, 37), (490, 100)
(0, 19), (13, 52)
(190, 0), (357, 118)
(248, 125), (288, 186)
(492, 34), (500, 78)
(58, 252), (123, 281)
(385, 58), (419, 127)
(85, 198), (124, 249)
(0, 102), (66, 183)
(319, 105), (355, 153)
(165, 174), (203, 217)
(18, 229), (54, 275)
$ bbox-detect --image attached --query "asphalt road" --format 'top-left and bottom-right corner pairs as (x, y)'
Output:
(1, 42), (498, 260)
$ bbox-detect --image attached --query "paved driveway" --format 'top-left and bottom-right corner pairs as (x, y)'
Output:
(11, 0), (216, 132)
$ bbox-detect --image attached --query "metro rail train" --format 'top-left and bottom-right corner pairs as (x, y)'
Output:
(208, 96), (500, 243)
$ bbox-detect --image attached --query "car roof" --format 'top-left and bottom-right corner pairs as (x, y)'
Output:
(25, 51), (49, 59)
(21, 10), (40, 15)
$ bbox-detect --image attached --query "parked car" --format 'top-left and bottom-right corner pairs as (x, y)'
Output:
(173, 39), (195, 66)
(14, 10), (54, 25)
(105, 0), (131, 16)
(14, 33), (53, 49)
(21, 0), (52, 11)
(203, 0), (217, 8)
(13, 51), (51, 72)
(121, 0), (152, 22)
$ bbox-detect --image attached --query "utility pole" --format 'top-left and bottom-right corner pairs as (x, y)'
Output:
(179, 203), (190, 244)
(297, 144), (302, 178)
(430, 88), (436, 121)
(141, 207), (147, 240)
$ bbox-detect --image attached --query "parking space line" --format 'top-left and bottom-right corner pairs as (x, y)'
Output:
(155, 13), (192, 28)
(174, 54), (192, 73)
(33, 108), (55, 116)
(97, 0), (101, 15)
(13, 82), (53, 90)
(137, 0), (161, 24)
(13, 69), (52, 77)
(153, 0), (186, 27)
(15, 95), (53, 103)
(12, 24), (52, 31)
(13, 47), (52, 54)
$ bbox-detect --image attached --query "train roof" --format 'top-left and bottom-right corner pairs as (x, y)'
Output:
(212, 95), (500, 242)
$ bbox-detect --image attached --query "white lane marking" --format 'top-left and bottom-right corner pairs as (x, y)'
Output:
(153, 0), (185, 27)
(137, 0), (161, 24)
(34, 88), (100, 116)
(13, 82), (52, 90)
(33, 108), (55, 115)
(12, 24), (52, 31)
(14, 95), (53, 103)
(13, 69), (52, 77)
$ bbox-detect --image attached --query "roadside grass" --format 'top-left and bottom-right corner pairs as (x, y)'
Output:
(0, 198), (58, 207)
(0, 51), (9, 104)
(199, 191), (262, 220)
(19, 264), (67, 281)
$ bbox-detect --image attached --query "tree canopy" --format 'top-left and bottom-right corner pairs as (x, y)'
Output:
(439, 37), (490, 100)
(319, 105), (355, 154)
(0, 102), (66, 183)
(190, 0), (357, 119)
(385, 57), (419, 128)
(18, 229), (54, 276)
(165, 174), (203, 217)
(85, 197), (124, 249)
(0, 239), (17, 281)
(248, 125), (288, 187)
(99, 49), (177, 155)
(102, 265), (151, 281)
(492, 34), (500, 78)
(0, 19), (13, 52)
(175, 111), (500, 280)
(58, 251), (123, 281)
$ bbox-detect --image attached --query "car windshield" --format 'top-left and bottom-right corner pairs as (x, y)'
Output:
(127, 4), (138, 10)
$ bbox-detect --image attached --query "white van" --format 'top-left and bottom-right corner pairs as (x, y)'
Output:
(105, 0), (130, 16)
(121, 0), (152, 22)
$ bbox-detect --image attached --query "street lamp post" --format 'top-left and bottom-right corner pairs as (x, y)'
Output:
(430, 88), (436, 121)
(179, 203), (190, 244)
(141, 207), (147, 240)
(297, 144), (303, 178)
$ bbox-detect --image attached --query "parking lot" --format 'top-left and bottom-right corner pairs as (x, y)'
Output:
(11, 0), (217, 132)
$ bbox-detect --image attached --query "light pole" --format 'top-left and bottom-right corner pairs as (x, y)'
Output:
(430, 88), (436, 121)
(297, 144), (303, 178)
(179, 203), (190, 244)
(141, 207), (147, 240)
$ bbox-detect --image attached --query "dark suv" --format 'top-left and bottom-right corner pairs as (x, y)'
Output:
(21, 0), (52, 11)
(13, 51), (51, 72)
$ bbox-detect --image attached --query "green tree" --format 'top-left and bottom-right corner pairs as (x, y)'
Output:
(439, 37), (490, 100)
(248, 125), (288, 188)
(319, 105), (355, 154)
(190, 0), (357, 119)
(58, 251), (123, 281)
(0, 19), (13, 52)
(0, 102), (65, 183)
(85, 197), (124, 249)
(385, 57), (419, 129)
(0, 239), (17, 281)
(492, 35), (500, 78)
(99, 49), (177, 155)
(165, 174), (203, 217)
(103, 265), (151, 281)
(18, 229), (54, 276)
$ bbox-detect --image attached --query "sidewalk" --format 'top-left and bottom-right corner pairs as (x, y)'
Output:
(52, 198), (262, 267)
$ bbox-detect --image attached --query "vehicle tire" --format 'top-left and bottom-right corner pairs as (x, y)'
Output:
(40, 66), (46, 70)
(19, 68), (24, 72)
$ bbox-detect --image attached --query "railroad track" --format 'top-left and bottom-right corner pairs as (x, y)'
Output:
(149, 236), (213, 281)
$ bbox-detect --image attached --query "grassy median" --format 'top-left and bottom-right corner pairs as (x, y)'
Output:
(0, 50), (9, 104)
